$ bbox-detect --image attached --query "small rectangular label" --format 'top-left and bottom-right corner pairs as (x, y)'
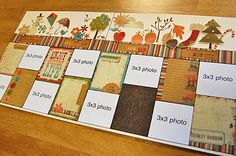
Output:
(117, 42), (149, 55)
(63, 38), (91, 49)
(181, 49), (219, 62)
(20, 35), (44, 45)
(190, 129), (225, 145)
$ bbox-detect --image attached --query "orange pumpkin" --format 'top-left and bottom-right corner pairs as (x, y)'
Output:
(145, 32), (156, 44)
(131, 34), (143, 44)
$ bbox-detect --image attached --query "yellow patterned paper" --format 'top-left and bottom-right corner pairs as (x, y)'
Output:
(0, 43), (28, 75)
(90, 52), (130, 94)
(49, 76), (90, 120)
(190, 95), (236, 146)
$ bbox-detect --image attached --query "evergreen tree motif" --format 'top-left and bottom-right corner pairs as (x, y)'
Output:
(199, 19), (223, 49)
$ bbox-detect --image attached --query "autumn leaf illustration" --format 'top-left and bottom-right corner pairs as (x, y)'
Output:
(173, 25), (185, 40)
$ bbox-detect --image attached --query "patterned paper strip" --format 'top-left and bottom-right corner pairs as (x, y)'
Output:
(11, 34), (103, 50)
(101, 40), (236, 64)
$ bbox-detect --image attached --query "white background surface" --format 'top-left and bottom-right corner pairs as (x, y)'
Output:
(107, 13), (236, 51)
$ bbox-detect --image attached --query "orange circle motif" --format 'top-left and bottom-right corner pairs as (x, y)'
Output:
(102, 83), (120, 94)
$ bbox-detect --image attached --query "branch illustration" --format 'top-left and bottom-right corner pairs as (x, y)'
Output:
(151, 17), (173, 43)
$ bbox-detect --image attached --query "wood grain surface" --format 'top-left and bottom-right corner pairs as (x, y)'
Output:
(0, 0), (235, 155)
(111, 84), (156, 136)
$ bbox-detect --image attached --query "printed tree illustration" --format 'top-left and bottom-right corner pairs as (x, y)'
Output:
(90, 14), (111, 39)
(199, 19), (223, 49)
(151, 17), (173, 43)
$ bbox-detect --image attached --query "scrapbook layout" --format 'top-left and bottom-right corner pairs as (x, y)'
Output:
(0, 11), (236, 156)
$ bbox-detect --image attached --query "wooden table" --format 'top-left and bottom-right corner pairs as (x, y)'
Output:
(0, 0), (235, 155)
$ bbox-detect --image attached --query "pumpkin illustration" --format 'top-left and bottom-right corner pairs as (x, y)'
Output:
(145, 31), (156, 44)
(131, 33), (143, 44)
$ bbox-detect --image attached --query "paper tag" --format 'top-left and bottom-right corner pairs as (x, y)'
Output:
(197, 62), (236, 99)
(181, 49), (219, 62)
(124, 55), (163, 88)
(0, 74), (12, 99)
(23, 80), (59, 113)
(148, 101), (193, 145)
(18, 45), (49, 71)
(65, 49), (100, 79)
(190, 129), (225, 145)
(78, 90), (119, 128)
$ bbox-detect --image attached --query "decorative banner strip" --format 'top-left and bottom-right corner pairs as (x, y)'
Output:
(219, 50), (236, 64)
(101, 40), (187, 58)
(62, 38), (91, 49)
(189, 141), (234, 155)
(156, 59), (168, 99)
(89, 39), (104, 50)
(10, 34), (101, 50)
(10, 34), (236, 65)
(180, 48), (219, 62)
(101, 40), (236, 64)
